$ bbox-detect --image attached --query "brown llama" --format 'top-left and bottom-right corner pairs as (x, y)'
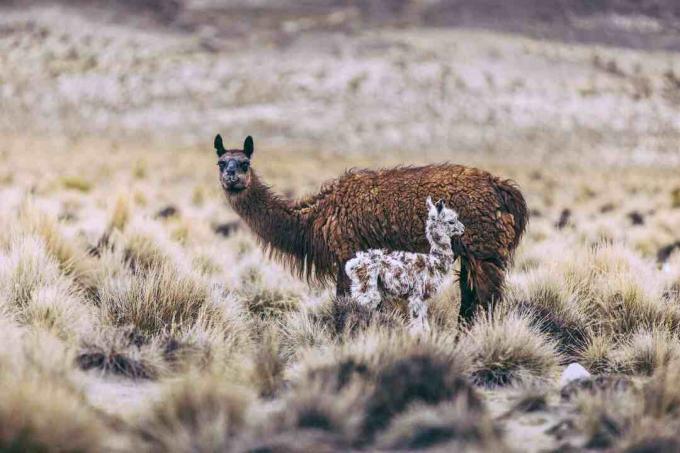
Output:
(214, 135), (528, 323)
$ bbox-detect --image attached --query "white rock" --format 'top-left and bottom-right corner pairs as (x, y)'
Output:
(559, 363), (591, 387)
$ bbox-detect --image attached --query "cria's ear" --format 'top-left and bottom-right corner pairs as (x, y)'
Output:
(214, 134), (226, 157)
(243, 136), (254, 158)
(435, 199), (445, 213)
(426, 196), (436, 213)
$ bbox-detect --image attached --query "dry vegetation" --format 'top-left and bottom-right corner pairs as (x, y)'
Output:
(1, 2), (680, 452)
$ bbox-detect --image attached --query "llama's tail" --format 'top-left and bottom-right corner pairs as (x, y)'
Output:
(493, 178), (529, 252)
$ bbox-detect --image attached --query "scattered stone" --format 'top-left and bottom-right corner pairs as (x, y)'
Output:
(559, 363), (590, 387)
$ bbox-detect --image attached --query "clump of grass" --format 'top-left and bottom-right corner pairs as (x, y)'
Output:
(0, 371), (113, 452)
(671, 187), (680, 209)
(278, 302), (333, 361)
(77, 326), (166, 379)
(240, 285), (300, 322)
(374, 401), (502, 451)
(0, 328), (115, 452)
(642, 361), (680, 419)
(562, 243), (679, 336)
(0, 235), (95, 340)
(579, 335), (617, 374)
(23, 282), (96, 341)
(360, 348), (480, 442)
(575, 390), (638, 449)
(97, 264), (214, 337)
(0, 235), (62, 310)
(119, 219), (184, 274)
(327, 296), (405, 338)
(287, 330), (475, 444)
(459, 308), (560, 388)
(132, 159), (147, 179)
(253, 377), (367, 448)
(60, 175), (92, 192)
(18, 204), (97, 291)
(561, 374), (633, 401)
(250, 326), (286, 397)
(614, 329), (680, 376)
(507, 271), (590, 358)
(135, 373), (254, 452)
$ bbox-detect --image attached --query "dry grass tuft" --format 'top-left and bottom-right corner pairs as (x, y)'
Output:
(136, 374), (254, 452)
(614, 329), (680, 376)
(507, 271), (590, 358)
(0, 327), (117, 452)
(18, 203), (98, 290)
(0, 235), (96, 340)
(459, 308), (560, 388)
(97, 264), (214, 337)
(287, 331), (476, 444)
(374, 401), (503, 451)
(77, 327), (166, 379)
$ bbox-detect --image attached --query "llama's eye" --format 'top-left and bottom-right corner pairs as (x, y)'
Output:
(241, 162), (249, 171)
(218, 162), (226, 170)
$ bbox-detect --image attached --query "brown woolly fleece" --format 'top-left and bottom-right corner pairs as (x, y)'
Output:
(216, 136), (528, 322)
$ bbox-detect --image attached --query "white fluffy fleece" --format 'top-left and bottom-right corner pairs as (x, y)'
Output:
(345, 197), (465, 334)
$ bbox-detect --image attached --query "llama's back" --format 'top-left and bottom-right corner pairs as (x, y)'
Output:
(315, 164), (523, 264)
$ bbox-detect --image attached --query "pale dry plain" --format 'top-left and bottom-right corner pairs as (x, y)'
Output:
(1, 4), (680, 452)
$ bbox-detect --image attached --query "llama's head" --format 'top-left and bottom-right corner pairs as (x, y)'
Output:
(426, 197), (465, 241)
(214, 134), (254, 194)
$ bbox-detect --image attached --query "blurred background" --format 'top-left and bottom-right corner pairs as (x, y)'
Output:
(1, 5), (680, 450)
(2, 0), (680, 165)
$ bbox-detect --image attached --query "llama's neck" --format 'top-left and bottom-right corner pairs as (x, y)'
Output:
(227, 171), (307, 258)
(425, 225), (454, 265)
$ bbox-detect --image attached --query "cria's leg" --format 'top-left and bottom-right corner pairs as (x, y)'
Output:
(346, 258), (381, 310)
(407, 295), (430, 336)
(357, 266), (381, 310)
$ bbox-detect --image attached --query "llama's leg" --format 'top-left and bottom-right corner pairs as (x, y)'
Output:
(458, 258), (477, 324)
(336, 261), (351, 298)
(407, 295), (430, 336)
(464, 259), (506, 321)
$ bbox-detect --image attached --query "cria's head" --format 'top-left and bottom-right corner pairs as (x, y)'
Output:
(426, 196), (465, 237)
(214, 134), (254, 194)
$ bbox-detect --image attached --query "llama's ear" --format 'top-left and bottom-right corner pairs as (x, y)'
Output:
(426, 196), (435, 213)
(435, 199), (445, 213)
(243, 136), (254, 158)
(214, 134), (226, 157)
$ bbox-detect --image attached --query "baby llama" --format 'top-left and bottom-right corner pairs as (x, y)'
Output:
(345, 197), (465, 334)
